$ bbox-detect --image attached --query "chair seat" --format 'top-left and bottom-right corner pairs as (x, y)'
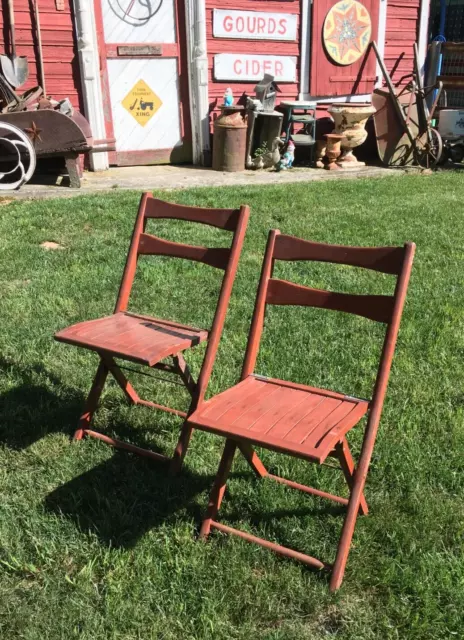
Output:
(55, 312), (208, 366)
(188, 375), (369, 463)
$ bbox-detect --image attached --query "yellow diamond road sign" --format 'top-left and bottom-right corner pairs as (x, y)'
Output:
(122, 79), (162, 127)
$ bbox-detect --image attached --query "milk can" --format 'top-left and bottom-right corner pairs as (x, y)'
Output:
(212, 106), (247, 172)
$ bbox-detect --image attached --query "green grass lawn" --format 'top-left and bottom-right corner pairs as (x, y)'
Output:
(0, 173), (463, 639)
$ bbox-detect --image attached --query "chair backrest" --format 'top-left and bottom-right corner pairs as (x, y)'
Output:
(241, 230), (415, 432)
(115, 193), (250, 405)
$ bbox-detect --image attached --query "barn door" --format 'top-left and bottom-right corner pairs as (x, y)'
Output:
(96, 0), (192, 165)
(310, 0), (379, 97)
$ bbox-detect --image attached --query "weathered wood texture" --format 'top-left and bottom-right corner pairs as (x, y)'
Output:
(310, 0), (380, 96)
(189, 229), (415, 591)
(0, 0), (82, 108)
(54, 194), (250, 468)
(384, 0), (420, 88)
(205, 0), (301, 122)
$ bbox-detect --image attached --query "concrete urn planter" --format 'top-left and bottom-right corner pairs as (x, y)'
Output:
(328, 102), (376, 167)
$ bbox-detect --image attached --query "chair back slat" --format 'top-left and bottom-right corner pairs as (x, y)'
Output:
(138, 233), (230, 270)
(241, 229), (415, 386)
(143, 196), (241, 231)
(266, 279), (394, 324)
(115, 193), (250, 409)
(273, 234), (405, 275)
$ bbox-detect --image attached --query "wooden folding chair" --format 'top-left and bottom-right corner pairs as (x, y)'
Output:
(55, 194), (249, 469)
(186, 230), (415, 590)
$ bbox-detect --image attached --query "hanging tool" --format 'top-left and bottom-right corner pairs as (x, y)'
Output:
(0, 0), (29, 88)
(33, 0), (47, 97)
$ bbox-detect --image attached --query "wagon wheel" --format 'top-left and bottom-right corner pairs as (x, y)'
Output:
(414, 127), (443, 169)
(0, 122), (36, 189)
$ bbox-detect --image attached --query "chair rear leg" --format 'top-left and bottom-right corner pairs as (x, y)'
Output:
(173, 354), (197, 396)
(104, 356), (140, 405)
(238, 442), (268, 478)
(200, 439), (237, 539)
(335, 438), (369, 516)
(74, 360), (109, 440)
(329, 466), (368, 591)
(170, 422), (194, 474)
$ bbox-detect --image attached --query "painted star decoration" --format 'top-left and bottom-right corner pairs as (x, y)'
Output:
(24, 121), (43, 145)
(323, 0), (371, 66)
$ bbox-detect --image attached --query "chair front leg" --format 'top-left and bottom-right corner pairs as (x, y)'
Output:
(329, 461), (369, 591)
(334, 438), (369, 516)
(170, 422), (195, 475)
(74, 359), (109, 440)
(173, 353), (197, 397)
(200, 439), (237, 539)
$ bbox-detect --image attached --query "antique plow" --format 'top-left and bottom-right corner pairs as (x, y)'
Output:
(372, 41), (443, 168)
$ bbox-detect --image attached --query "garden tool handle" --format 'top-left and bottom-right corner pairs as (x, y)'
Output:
(34, 0), (46, 96)
(8, 0), (17, 57)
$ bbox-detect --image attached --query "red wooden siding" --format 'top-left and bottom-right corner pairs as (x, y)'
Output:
(0, 0), (82, 109)
(205, 0), (301, 113)
(310, 0), (380, 97)
(384, 0), (420, 87)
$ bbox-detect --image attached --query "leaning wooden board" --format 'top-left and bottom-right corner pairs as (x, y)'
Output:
(372, 89), (419, 167)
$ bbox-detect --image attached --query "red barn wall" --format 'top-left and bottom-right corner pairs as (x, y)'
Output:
(205, 0), (301, 115)
(0, 0), (82, 109)
(384, 0), (420, 88)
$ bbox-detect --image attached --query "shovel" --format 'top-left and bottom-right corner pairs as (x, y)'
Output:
(0, 0), (29, 88)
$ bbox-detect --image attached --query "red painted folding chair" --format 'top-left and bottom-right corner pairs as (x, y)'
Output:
(186, 230), (415, 590)
(55, 194), (249, 469)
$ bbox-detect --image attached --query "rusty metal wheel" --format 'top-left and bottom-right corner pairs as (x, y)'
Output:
(414, 127), (443, 169)
(0, 122), (36, 189)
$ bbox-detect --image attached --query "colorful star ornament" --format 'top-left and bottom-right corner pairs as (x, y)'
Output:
(323, 0), (372, 66)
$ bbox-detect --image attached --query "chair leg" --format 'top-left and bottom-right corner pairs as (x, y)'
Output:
(238, 442), (268, 478)
(74, 360), (109, 440)
(173, 354), (197, 397)
(335, 438), (369, 516)
(170, 422), (194, 475)
(199, 439), (237, 539)
(329, 465), (368, 591)
(104, 356), (140, 405)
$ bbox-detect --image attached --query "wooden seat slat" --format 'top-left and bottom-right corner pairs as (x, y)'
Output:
(55, 312), (208, 367)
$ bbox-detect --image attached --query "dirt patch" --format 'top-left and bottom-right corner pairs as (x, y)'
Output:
(40, 241), (65, 250)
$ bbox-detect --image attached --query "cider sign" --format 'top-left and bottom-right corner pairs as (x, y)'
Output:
(214, 54), (297, 82)
(213, 9), (298, 41)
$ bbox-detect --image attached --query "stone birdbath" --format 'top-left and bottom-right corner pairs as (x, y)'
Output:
(328, 102), (376, 167)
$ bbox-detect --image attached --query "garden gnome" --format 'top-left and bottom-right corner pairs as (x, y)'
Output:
(224, 88), (234, 107)
(276, 139), (295, 171)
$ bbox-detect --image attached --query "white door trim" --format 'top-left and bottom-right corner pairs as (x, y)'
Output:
(299, 0), (311, 98)
(417, 0), (431, 71)
(185, 0), (210, 165)
(375, 0), (388, 88)
(73, 0), (108, 170)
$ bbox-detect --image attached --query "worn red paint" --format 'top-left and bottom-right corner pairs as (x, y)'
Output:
(54, 194), (250, 471)
(187, 230), (415, 591)
(206, 0), (300, 117)
(0, 0), (82, 109)
(384, 0), (421, 88)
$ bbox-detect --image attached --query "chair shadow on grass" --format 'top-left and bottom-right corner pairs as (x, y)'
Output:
(44, 450), (217, 548)
(44, 449), (345, 552)
(0, 355), (184, 454)
(0, 357), (85, 450)
(0, 358), (346, 555)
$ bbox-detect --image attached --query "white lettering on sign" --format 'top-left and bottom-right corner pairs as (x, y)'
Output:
(213, 9), (298, 41)
(214, 54), (297, 82)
